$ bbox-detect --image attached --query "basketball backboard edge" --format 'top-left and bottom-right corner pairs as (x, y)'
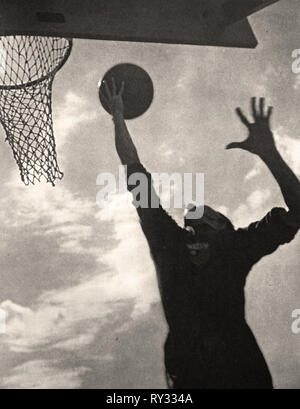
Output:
(0, 0), (280, 49)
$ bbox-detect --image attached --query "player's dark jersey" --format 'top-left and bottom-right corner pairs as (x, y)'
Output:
(127, 163), (300, 389)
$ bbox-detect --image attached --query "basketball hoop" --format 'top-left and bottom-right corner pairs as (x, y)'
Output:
(0, 36), (72, 185)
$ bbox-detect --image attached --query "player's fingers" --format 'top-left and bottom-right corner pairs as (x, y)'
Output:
(103, 81), (111, 99)
(267, 106), (273, 121)
(236, 108), (250, 128)
(119, 81), (125, 96)
(112, 77), (117, 95)
(259, 97), (265, 117)
(251, 97), (258, 119)
(99, 88), (109, 105)
(226, 142), (245, 150)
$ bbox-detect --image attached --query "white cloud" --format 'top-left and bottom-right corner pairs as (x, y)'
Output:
(159, 142), (185, 165)
(243, 127), (300, 182)
(293, 74), (300, 91)
(1, 174), (95, 255)
(245, 161), (263, 181)
(215, 205), (229, 216)
(232, 189), (272, 228)
(53, 91), (98, 149)
(0, 189), (158, 361)
(96, 193), (159, 316)
(275, 129), (300, 177)
(3, 178), (92, 225)
(2, 360), (89, 389)
(248, 190), (270, 210)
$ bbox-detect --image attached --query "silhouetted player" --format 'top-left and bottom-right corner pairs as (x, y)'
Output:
(102, 80), (300, 389)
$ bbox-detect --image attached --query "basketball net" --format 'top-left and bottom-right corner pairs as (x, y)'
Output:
(0, 36), (72, 185)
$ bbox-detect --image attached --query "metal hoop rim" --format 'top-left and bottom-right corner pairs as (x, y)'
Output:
(0, 36), (73, 90)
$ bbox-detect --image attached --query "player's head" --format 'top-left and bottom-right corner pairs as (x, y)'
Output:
(184, 204), (234, 235)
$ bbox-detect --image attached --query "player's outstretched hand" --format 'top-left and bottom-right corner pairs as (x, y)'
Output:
(101, 78), (125, 118)
(227, 97), (276, 158)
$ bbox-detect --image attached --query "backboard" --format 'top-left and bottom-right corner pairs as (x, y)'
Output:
(0, 0), (279, 48)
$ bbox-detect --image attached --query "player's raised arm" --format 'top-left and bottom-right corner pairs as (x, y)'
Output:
(101, 78), (140, 166)
(101, 78), (183, 255)
(227, 97), (300, 220)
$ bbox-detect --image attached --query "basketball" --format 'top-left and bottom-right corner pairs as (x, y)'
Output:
(99, 63), (154, 120)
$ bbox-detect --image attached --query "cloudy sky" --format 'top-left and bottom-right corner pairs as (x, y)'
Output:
(0, 0), (299, 389)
